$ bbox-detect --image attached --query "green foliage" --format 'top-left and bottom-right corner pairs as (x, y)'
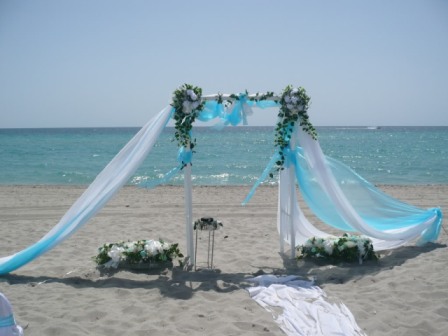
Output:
(93, 239), (184, 267)
(273, 85), (317, 172)
(248, 91), (278, 103)
(171, 84), (205, 150)
(297, 234), (378, 264)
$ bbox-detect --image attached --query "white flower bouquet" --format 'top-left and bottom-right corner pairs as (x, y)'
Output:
(271, 85), (317, 176)
(297, 234), (378, 264)
(94, 239), (184, 269)
(171, 84), (205, 150)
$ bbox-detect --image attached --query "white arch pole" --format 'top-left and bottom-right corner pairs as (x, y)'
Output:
(183, 147), (195, 266)
(289, 126), (298, 258)
(279, 177), (285, 254)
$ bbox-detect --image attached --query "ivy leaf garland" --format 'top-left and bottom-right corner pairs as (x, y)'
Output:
(248, 91), (277, 103)
(271, 85), (317, 177)
(170, 84), (316, 176)
(171, 84), (205, 151)
(297, 234), (378, 264)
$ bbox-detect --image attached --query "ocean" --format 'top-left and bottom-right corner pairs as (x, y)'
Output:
(0, 126), (447, 186)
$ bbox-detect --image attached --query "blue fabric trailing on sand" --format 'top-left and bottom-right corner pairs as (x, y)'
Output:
(293, 147), (442, 243)
(0, 106), (172, 275)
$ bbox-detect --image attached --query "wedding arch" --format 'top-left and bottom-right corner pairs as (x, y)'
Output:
(0, 84), (442, 274)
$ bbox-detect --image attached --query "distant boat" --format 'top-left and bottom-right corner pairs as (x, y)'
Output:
(366, 126), (381, 130)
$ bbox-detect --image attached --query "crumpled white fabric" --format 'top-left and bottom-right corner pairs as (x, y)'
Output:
(0, 293), (23, 336)
(247, 275), (366, 336)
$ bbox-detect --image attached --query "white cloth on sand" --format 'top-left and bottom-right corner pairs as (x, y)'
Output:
(247, 275), (366, 336)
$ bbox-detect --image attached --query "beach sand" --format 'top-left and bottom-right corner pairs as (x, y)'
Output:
(0, 185), (447, 335)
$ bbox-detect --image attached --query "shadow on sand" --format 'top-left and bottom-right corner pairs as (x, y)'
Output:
(2, 242), (445, 299)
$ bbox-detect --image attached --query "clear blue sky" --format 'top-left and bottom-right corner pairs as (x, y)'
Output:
(1, 0), (447, 127)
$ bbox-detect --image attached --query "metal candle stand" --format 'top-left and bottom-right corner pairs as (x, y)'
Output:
(193, 217), (223, 271)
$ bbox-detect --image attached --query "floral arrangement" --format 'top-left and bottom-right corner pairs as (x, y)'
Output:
(171, 84), (205, 151)
(297, 234), (378, 264)
(168, 84), (317, 174)
(194, 217), (223, 230)
(272, 85), (316, 174)
(94, 239), (184, 269)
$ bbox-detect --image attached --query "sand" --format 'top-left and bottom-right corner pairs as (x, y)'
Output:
(0, 184), (447, 335)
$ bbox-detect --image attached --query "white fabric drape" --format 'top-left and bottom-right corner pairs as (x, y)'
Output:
(0, 106), (172, 275)
(247, 275), (366, 336)
(277, 168), (330, 248)
(277, 127), (441, 251)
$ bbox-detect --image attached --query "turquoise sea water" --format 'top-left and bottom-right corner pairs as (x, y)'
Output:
(0, 126), (447, 186)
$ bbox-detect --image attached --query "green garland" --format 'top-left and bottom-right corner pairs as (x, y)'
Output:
(272, 85), (316, 173)
(171, 84), (205, 150)
(170, 85), (317, 176)
(297, 234), (378, 264)
(248, 91), (277, 103)
(93, 239), (184, 267)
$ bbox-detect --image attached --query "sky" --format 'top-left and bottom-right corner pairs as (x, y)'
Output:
(0, 0), (447, 128)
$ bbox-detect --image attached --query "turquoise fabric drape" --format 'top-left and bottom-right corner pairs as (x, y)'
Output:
(0, 106), (172, 275)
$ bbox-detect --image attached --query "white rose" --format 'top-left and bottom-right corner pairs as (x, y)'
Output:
(108, 245), (124, 263)
(145, 240), (158, 255)
(153, 240), (163, 253)
(284, 95), (291, 103)
(323, 240), (334, 255)
(291, 96), (298, 104)
(357, 240), (366, 256)
(304, 240), (313, 248)
(315, 238), (324, 248)
(125, 242), (137, 252)
(344, 241), (357, 249)
(291, 88), (298, 94)
(191, 101), (200, 110)
(286, 103), (294, 110)
(189, 91), (198, 101)
(182, 101), (192, 114)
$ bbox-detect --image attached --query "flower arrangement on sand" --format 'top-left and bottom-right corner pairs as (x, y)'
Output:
(297, 234), (378, 264)
(94, 239), (184, 269)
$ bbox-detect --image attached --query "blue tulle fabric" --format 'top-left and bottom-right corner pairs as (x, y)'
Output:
(140, 96), (278, 188)
(197, 101), (225, 122)
(0, 106), (173, 275)
(293, 147), (442, 242)
(242, 151), (280, 205)
(139, 146), (192, 189)
(0, 314), (15, 328)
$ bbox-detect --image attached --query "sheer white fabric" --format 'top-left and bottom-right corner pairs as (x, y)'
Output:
(277, 127), (441, 251)
(247, 275), (366, 336)
(0, 293), (23, 336)
(277, 168), (330, 249)
(0, 106), (172, 274)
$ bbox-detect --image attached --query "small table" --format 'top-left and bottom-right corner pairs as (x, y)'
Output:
(193, 217), (223, 271)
